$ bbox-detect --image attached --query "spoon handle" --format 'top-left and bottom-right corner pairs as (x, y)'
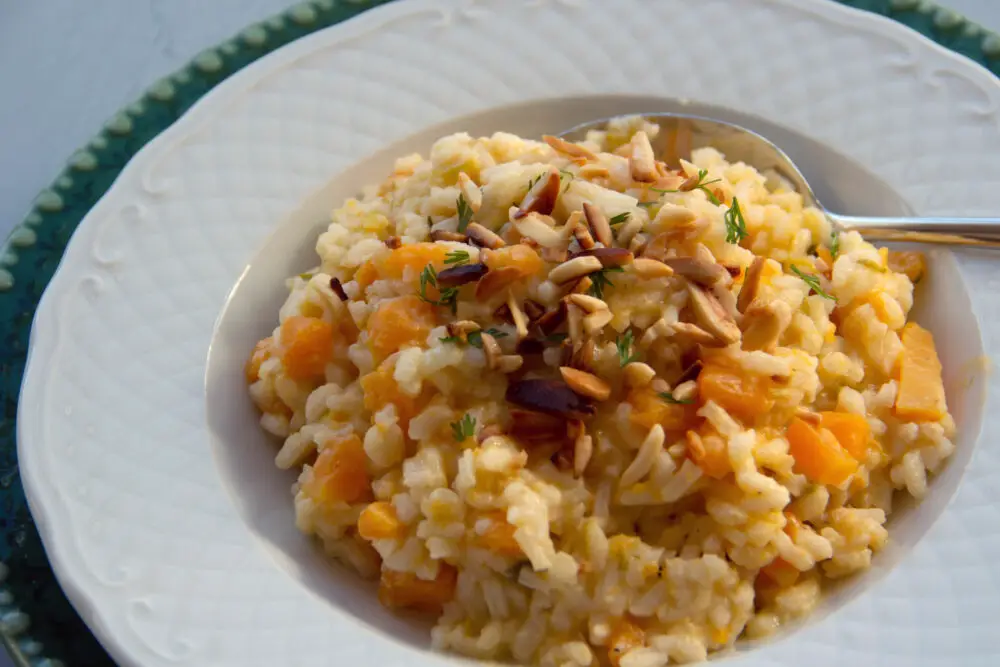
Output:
(831, 213), (1000, 247)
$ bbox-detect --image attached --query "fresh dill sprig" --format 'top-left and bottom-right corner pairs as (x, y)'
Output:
(419, 264), (459, 313)
(444, 249), (470, 266)
(616, 330), (639, 367)
(559, 169), (575, 193)
(659, 392), (694, 405)
(791, 265), (836, 301)
(724, 197), (749, 244)
(653, 169), (722, 206)
(467, 328), (508, 349)
(609, 212), (631, 226)
(451, 413), (476, 442)
(456, 194), (474, 233)
(439, 335), (462, 344)
(829, 230), (840, 258)
(587, 266), (625, 299)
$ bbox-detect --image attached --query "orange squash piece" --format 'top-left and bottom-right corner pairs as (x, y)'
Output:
(697, 361), (774, 422)
(476, 512), (522, 557)
(483, 243), (545, 277)
(246, 336), (274, 383)
(354, 260), (379, 290)
(608, 617), (645, 667)
(360, 360), (422, 427)
(628, 388), (695, 433)
(279, 316), (335, 383)
(759, 557), (800, 588)
(686, 427), (731, 479)
(358, 501), (404, 540)
(378, 565), (457, 613)
(379, 243), (449, 283)
(786, 417), (858, 486)
(895, 322), (947, 422)
(819, 411), (871, 461)
(303, 434), (371, 505)
(888, 250), (926, 284)
(366, 294), (437, 364)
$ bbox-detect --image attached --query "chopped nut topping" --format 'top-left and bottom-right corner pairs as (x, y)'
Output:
(669, 321), (723, 347)
(675, 359), (703, 385)
(661, 255), (728, 287)
(629, 131), (658, 183)
(493, 302), (513, 324)
(436, 263), (488, 288)
(567, 293), (607, 314)
(671, 380), (697, 402)
(652, 202), (696, 226)
(507, 294), (529, 340)
(516, 212), (567, 248)
(571, 276), (594, 294)
(741, 298), (792, 353)
(446, 320), (481, 338)
(384, 236), (402, 249)
(686, 282), (742, 346)
(631, 257), (674, 279)
(481, 332), (503, 369)
(560, 366), (612, 401)
(572, 216), (596, 250)
(579, 164), (611, 179)
(623, 361), (656, 388)
(616, 217), (643, 248)
(549, 255), (603, 285)
(457, 172), (482, 212)
(515, 168), (560, 219)
(541, 245), (569, 264)
(566, 303), (583, 345)
(466, 222), (506, 249)
(506, 379), (595, 419)
(574, 246), (634, 268)
(329, 277), (349, 301)
(497, 355), (524, 374)
(571, 337), (597, 372)
(573, 424), (593, 477)
(543, 135), (598, 162)
(523, 299), (546, 321)
(475, 266), (521, 300)
(628, 233), (649, 256)
(582, 202), (613, 247)
(536, 301), (567, 334)
(430, 229), (469, 243)
(583, 309), (614, 336)
(737, 257), (766, 313)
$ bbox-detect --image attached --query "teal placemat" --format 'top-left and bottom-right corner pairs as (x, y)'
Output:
(1, 0), (997, 664)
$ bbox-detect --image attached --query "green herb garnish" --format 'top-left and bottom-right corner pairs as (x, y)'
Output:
(467, 328), (508, 349)
(439, 335), (462, 344)
(724, 197), (749, 244)
(451, 413), (476, 442)
(587, 265), (625, 299)
(829, 230), (840, 258)
(658, 392), (694, 405)
(616, 330), (639, 367)
(444, 249), (470, 266)
(653, 168), (722, 206)
(456, 194), (474, 233)
(637, 201), (657, 208)
(609, 212), (631, 226)
(559, 169), (575, 193)
(858, 259), (886, 273)
(791, 265), (836, 301)
(419, 264), (459, 313)
(297, 271), (315, 281)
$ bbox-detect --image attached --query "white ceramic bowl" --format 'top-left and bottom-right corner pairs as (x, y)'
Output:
(18, 1), (1000, 665)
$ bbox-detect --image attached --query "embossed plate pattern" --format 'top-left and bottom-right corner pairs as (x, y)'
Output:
(13, 0), (1000, 665)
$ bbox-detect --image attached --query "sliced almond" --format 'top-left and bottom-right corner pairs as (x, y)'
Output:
(582, 202), (613, 247)
(523, 299), (546, 321)
(549, 255), (602, 285)
(669, 321), (722, 347)
(457, 172), (482, 212)
(628, 233), (649, 256)
(507, 294), (530, 340)
(631, 257), (674, 279)
(574, 246), (634, 268)
(515, 167), (560, 219)
(497, 354), (525, 374)
(541, 245), (569, 264)
(571, 276), (593, 294)
(430, 229), (468, 243)
(567, 293), (607, 314)
(623, 361), (656, 388)
(676, 359), (703, 385)
(629, 131), (658, 183)
(571, 338), (597, 372)
(536, 301), (567, 334)
(643, 219), (708, 257)
(617, 217), (644, 248)
(466, 222), (506, 249)
(741, 298), (792, 353)
(572, 217), (596, 250)
(573, 424), (593, 477)
(566, 303), (584, 345)
(446, 320), (481, 338)
(687, 282), (742, 345)
(475, 266), (522, 300)
(543, 135), (598, 162)
(671, 380), (697, 402)
(515, 212), (566, 248)
(579, 164), (611, 179)
(652, 202), (696, 226)
(560, 367), (611, 401)
(661, 255), (728, 287)
(481, 332), (503, 370)
(737, 256), (766, 313)
(583, 309), (614, 336)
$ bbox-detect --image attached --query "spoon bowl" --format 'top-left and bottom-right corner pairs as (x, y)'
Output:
(561, 113), (1000, 246)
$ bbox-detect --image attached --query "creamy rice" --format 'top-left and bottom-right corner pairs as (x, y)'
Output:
(246, 117), (954, 666)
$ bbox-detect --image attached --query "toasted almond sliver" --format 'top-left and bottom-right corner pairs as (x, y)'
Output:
(574, 430), (593, 477)
(582, 202), (613, 247)
(741, 298), (792, 353)
(507, 293), (530, 340)
(738, 256), (767, 313)
(446, 320), (481, 338)
(669, 321), (723, 347)
(671, 380), (697, 402)
(583, 309), (614, 336)
(566, 303), (584, 345)
(430, 229), (468, 243)
(571, 338), (597, 372)
(629, 131), (658, 183)
(515, 167), (560, 219)
(572, 217), (596, 250)
(466, 222), (506, 249)
(661, 255), (728, 287)
(457, 172), (482, 212)
(686, 282), (742, 345)
(631, 257), (674, 279)
(549, 255), (602, 285)
(560, 366), (611, 401)
(616, 217), (644, 248)
(567, 293), (607, 314)
(523, 299), (545, 322)
(572, 276), (594, 295)
(579, 164), (611, 179)
(652, 202), (697, 226)
(475, 266), (521, 300)
(481, 332), (503, 369)
(536, 301), (567, 334)
(516, 212), (566, 248)
(543, 135), (599, 161)
(497, 354), (524, 374)
(623, 362), (656, 388)
(628, 233), (649, 256)
(541, 245), (569, 264)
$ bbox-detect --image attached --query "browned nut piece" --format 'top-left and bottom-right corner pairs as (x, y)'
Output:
(515, 168), (560, 219)
(628, 233), (649, 256)
(384, 236), (402, 249)
(329, 277), (349, 301)
(687, 282), (742, 346)
(737, 256), (766, 313)
(506, 379), (595, 419)
(662, 255), (728, 287)
(497, 355), (524, 374)
(507, 294), (530, 340)
(549, 255), (603, 284)
(560, 367), (612, 401)
(572, 217), (596, 250)
(652, 202), (697, 225)
(566, 293), (607, 314)
(481, 332), (503, 370)
(579, 164), (611, 179)
(629, 131), (658, 183)
(631, 257), (674, 279)
(575, 246), (634, 268)
(523, 299), (546, 321)
(475, 266), (522, 300)
(493, 302), (513, 324)
(675, 359), (703, 385)
(671, 380), (697, 402)
(543, 135), (598, 162)
(509, 408), (570, 445)
(536, 301), (567, 334)
(582, 202), (613, 247)
(436, 263), (489, 288)
(571, 276), (594, 294)
(515, 212), (566, 248)
(466, 222), (506, 249)
(566, 303), (583, 344)
(741, 298), (792, 353)
(651, 377), (671, 394)
(446, 320), (481, 338)
(571, 337), (597, 372)
(623, 362), (656, 388)
(541, 245), (569, 264)
(573, 428), (593, 477)
(457, 172), (482, 212)
(430, 229), (469, 243)
(669, 321), (724, 347)
(616, 217), (644, 248)
(583, 309), (614, 336)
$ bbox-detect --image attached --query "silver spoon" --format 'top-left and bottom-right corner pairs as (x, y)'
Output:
(560, 113), (1000, 247)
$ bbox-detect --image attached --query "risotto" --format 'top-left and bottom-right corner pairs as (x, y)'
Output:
(246, 117), (953, 666)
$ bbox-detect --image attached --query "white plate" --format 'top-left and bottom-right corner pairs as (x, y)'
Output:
(17, 1), (1000, 665)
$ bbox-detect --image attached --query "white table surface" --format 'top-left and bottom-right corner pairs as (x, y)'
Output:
(0, 0), (997, 665)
